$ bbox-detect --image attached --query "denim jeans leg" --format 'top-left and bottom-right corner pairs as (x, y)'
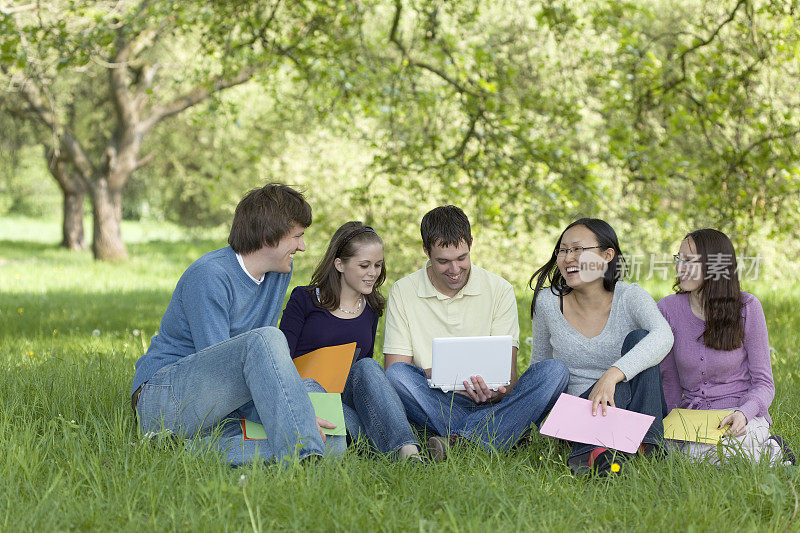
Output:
(569, 329), (666, 458)
(137, 327), (325, 462)
(385, 362), (471, 437)
(624, 366), (667, 447)
(458, 358), (570, 450)
(341, 358), (420, 455)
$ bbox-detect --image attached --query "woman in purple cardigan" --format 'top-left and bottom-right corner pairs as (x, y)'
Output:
(659, 228), (794, 465)
(279, 222), (421, 460)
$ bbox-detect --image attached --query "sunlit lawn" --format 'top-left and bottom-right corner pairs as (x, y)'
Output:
(1, 216), (799, 531)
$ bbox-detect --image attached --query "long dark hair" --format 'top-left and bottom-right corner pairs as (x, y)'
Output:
(309, 221), (387, 315)
(529, 218), (626, 316)
(676, 228), (744, 350)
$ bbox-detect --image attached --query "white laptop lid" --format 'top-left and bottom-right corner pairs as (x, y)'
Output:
(428, 335), (513, 392)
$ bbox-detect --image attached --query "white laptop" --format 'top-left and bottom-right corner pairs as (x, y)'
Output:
(427, 335), (513, 392)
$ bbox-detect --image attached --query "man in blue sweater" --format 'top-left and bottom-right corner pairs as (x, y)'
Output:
(131, 183), (335, 464)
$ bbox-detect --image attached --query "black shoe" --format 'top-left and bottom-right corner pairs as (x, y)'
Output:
(768, 435), (796, 465)
(639, 443), (667, 460)
(592, 449), (625, 476)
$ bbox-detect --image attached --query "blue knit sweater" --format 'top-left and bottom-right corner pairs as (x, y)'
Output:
(131, 246), (291, 395)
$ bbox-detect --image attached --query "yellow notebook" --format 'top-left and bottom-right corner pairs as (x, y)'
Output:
(662, 408), (735, 444)
(292, 342), (357, 393)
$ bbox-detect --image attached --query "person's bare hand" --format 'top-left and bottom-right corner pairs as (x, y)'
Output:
(316, 416), (336, 442)
(462, 375), (506, 404)
(719, 410), (747, 437)
(588, 366), (625, 416)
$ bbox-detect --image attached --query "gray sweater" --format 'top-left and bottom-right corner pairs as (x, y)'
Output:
(531, 281), (674, 396)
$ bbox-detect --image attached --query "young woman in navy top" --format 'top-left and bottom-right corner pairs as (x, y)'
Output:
(279, 222), (421, 460)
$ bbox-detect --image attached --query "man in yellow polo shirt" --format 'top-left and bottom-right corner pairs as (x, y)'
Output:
(384, 205), (570, 460)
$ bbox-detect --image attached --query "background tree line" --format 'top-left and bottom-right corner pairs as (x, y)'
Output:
(1, 0), (798, 270)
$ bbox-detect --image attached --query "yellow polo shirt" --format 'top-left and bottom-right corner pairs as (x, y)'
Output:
(382, 262), (520, 369)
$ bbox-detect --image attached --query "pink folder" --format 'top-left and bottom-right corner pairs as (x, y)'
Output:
(539, 393), (655, 454)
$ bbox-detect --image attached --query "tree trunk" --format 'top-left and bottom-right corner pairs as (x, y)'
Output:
(89, 179), (128, 261)
(61, 189), (87, 250)
(46, 147), (88, 250)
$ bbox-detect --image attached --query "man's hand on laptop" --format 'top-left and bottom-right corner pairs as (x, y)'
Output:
(461, 375), (506, 403)
(316, 417), (336, 442)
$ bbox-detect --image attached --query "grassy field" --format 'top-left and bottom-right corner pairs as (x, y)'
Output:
(1, 216), (799, 531)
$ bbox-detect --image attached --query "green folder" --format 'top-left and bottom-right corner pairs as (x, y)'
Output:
(241, 392), (346, 439)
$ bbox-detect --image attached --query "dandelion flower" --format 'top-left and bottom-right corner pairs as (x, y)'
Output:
(610, 462), (620, 473)
(92, 329), (101, 336)
(18, 307), (23, 314)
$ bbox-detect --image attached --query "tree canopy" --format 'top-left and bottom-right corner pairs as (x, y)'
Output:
(1, 0), (799, 261)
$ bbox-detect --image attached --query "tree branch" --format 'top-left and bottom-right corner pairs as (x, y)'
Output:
(140, 64), (262, 134)
(388, 0), (481, 99)
(663, 0), (748, 93)
(2, 66), (96, 179)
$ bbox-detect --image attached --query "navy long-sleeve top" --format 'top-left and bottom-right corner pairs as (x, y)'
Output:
(279, 285), (378, 360)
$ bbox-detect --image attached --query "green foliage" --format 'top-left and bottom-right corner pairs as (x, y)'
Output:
(0, 146), (61, 217)
(2, 0), (800, 262)
(593, 0), (800, 247)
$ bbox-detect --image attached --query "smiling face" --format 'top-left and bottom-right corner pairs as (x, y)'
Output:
(260, 223), (306, 273)
(335, 242), (384, 296)
(676, 237), (703, 293)
(556, 225), (613, 289)
(425, 239), (471, 297)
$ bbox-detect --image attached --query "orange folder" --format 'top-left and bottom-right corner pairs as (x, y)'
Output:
(292, 342), (357, 393)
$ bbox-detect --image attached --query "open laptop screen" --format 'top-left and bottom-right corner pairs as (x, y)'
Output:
(428, 335), (513, 392)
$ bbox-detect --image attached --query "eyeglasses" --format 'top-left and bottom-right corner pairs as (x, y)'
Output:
(556, 246), (602, 257)
(673, 254), (700, 265)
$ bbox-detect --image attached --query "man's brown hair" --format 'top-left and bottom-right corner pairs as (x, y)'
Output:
(420, 205), (472, 253)
(228, 183), (312, 254)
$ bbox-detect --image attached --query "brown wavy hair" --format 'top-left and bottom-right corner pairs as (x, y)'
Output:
(309, 221), (386, 315)
(675, 228), (744, 350)
(228, 183), (312, 254)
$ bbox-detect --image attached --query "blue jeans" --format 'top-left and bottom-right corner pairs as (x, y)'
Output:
(385, 359), (570, 450)
(338, 358), (420, 455)
(136, 327), (336, 464)
(569, 329), (668, 459)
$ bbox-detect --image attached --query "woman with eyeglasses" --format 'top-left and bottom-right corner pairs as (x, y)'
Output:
(658, 228), (794, 465)
(278, 221), (422, 461)
(529, 218), (674, 475)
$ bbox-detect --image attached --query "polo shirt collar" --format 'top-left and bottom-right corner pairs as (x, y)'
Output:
(417, 260), (481, 300)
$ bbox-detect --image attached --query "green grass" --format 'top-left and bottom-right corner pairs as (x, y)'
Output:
(2, 216), (800, 531)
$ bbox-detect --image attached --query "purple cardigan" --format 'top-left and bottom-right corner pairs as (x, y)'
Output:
(658, 292), (774, 424)
(278, 285), (379, 360)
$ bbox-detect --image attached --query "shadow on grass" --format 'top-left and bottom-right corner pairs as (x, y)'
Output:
(0, 238), (225, 264)
(0, 239), (79, 262)
(1, 288), (171, 338)
(126, 238), (226, 263)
